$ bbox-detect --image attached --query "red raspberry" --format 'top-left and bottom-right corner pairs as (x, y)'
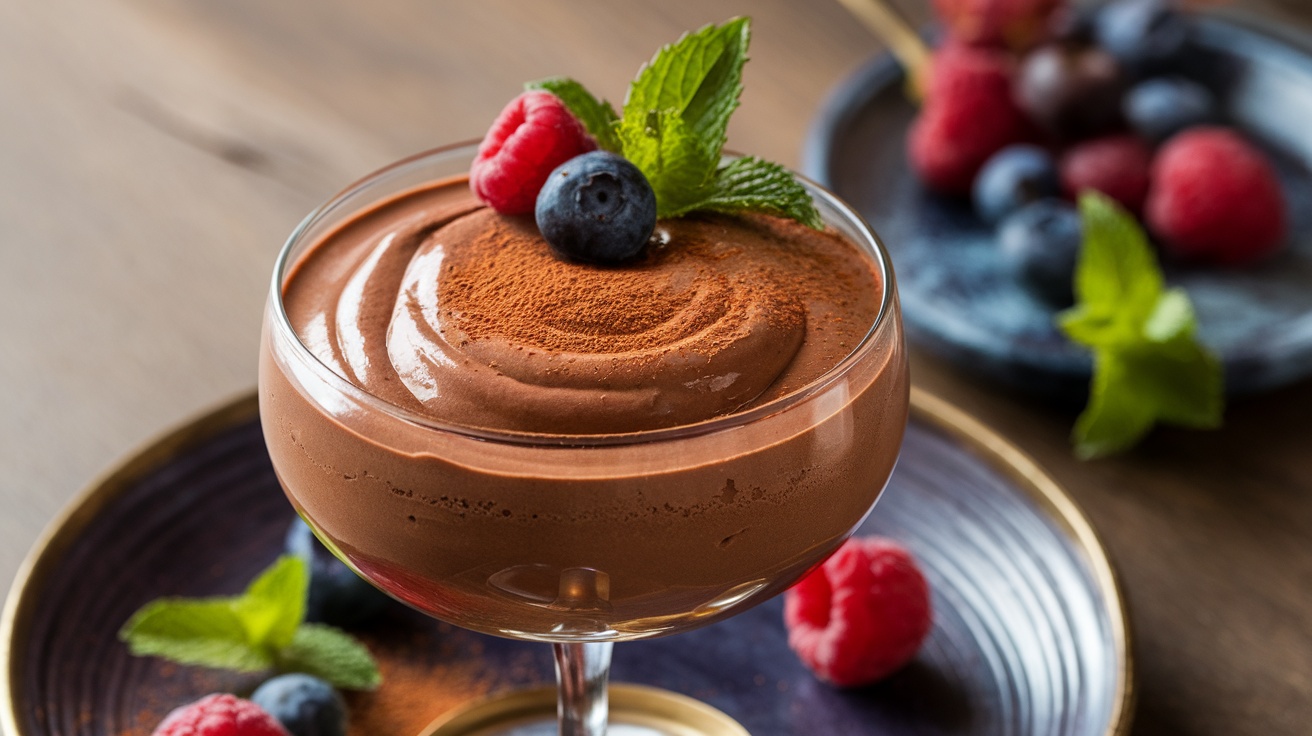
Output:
(1060, 134), (1153, 213)
(932, 0), (1063, 50)
(910, 43), (1032, 195)
(1145, 127), (1287, 264)
(470, 91), (596, 214)
(925, 40), (1015, 103)
(152, 694), (290, 736)
(784, 537), (932, 687)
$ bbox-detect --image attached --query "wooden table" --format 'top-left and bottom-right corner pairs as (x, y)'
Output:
(2, 0), (1309, 733)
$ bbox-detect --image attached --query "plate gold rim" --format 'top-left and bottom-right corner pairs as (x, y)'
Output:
(0, 387), (1133, 736)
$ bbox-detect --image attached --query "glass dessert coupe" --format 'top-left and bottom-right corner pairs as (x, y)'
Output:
(259, 141), (909, 735)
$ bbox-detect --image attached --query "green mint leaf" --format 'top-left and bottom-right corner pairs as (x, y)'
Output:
(119, 599), (272, 672)
(1071, 350), (1159, 459)
(232, 555), (307, 651)
(623, 17), (749, 165)
(278, 624), (382, 691)
(526, 76), (622, 152)
(618, 109), (719, 217)
(665, 156), (822, 228)
(1073, 192), (1164, 329)
(1061, 193), (1224, 459)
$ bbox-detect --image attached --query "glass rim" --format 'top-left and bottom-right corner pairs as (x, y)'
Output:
(268, 140), (898, 448)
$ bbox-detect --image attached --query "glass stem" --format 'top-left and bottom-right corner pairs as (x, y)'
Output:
(553, 641), (613, 736)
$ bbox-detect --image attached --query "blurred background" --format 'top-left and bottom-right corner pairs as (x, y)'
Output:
(2, 1), (1310, 734)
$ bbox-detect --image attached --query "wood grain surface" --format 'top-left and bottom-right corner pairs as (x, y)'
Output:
(1, 0), (1308, 734)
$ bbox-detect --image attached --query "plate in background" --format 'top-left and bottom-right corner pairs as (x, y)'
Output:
(805, 12), (1312, 400)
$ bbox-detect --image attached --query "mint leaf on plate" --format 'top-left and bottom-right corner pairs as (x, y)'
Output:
(232, 554), (307, 651)
(526, 76), (621, 153)
(666, 155), (822, 227)
(279, 624), (384, 690)
(119, 555), (381, 690)
(1058, 192), (1224, 459)
(120, 598), (272, 671)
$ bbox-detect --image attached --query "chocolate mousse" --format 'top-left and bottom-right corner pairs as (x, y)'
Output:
(260, 170), (908, 639)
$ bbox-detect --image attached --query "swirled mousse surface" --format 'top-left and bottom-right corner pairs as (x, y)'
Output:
(282, 178), (882, 434)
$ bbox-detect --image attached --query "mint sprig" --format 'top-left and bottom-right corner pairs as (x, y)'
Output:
(1058, 192), (1224, 459)
(527, 17), (820, 228)
(119, 555), (382, 690)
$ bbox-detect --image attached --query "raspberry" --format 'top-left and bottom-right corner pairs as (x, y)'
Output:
(152, 694), (290, 736)
(784, 537), (932, 687)
(1060, 134), (1153, 213)
(910, 43), (1032, 195)
(1145, 127), (1287, 264)
(932, 0), (1063, 50)
(470, 91), (596, 214)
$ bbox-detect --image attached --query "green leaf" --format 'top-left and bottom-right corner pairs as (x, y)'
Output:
(623, 17), (749, 164)
(665, 156), (822, 228)
(1072, 350), (1159, 460)
(618, 109), (719, 217)
(526, 76), (622, 152)
(1074, 192), (1163, 328)
(119, 599), (272, 672)
(233, 555), (307, 651)
(1061, 192), (1225, 458)
(279, 624), (382, 691)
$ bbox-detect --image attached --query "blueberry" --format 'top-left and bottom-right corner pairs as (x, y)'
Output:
(1095, 0), (1191, 78)
(1124, 77), (1217, 143)
(286, 518), (391, 628)
(535, 151), (657, 264)
(252, 674), (347, 736)
(972, 145), (1062, 225)
(998, 199), (1083, 305)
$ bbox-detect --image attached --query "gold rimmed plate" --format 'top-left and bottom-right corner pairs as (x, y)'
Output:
(1, 389), (1132, 736)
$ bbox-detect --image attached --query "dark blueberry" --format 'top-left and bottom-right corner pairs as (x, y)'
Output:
(998, 199), (1083, 305)
(972, 145), (1062, 225)
(1095, 0), (1191, 78)
(252, 674), (347, 736)
(1017, 43), (1125, 140)
(535, 151), (657, 265)
(286, 518), (391, 628)
(1051, 5), (1099, 45)
(1123, 77), (1217, 143)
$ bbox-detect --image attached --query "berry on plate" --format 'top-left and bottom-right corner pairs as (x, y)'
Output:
(286, 519), (392, 628)
(973, 144), (1062, 224)
(1145, 127), (1287, 264)
(1123, 77), (1217, 144)
(931, 0), (1062, 50)
(910, 45), (1031, 195)
(1016, 43), (1125, 140)
(999, 199), (1083, 304)
(784, 537), (932, 688)
(535, 150), (657, 264)
(1060, 134), (1153, 213)
(1095, 0), (1191, 78)
(470, 90), (597, 214)
(152, 694), (290, 736)
(252, 674), (347, 736)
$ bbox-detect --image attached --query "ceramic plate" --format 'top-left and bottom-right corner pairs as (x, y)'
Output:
(804, 12), (1312, 400)
(1, 389), (1132, 736)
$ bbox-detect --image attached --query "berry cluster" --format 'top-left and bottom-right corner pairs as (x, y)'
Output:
(909, 0), (1288, 301)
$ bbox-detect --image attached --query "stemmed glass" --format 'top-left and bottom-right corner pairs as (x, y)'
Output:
(259, 142), (908, 735)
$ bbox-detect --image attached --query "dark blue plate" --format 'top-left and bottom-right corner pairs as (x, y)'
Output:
(804, 12), (1312, 400)
(1, 391), (1131, 736)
